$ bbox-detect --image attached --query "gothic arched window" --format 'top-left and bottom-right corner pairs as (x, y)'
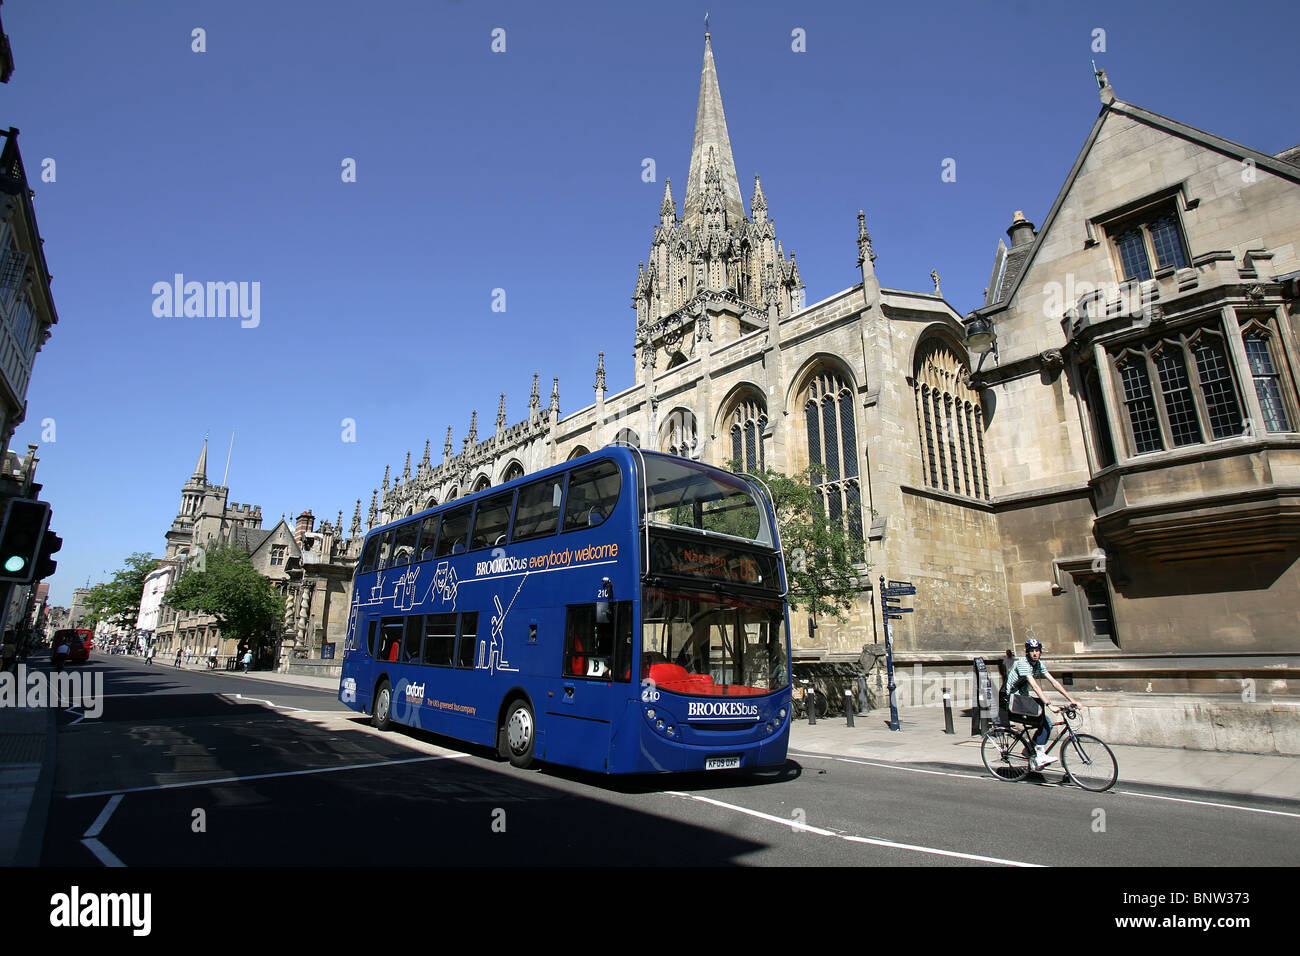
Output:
(727, 393), (767, 472)
(913, 339), (988, 499)
(472, 475), (491, 493)
(501, 461), (525, 484)
(613, 428), (640, 448)
(567, 445), (591, 461)
(801, 367), (864, 547)
(661, 409), (697, 458)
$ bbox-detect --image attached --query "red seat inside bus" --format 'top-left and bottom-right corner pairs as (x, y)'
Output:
(646, 662), (766, 697)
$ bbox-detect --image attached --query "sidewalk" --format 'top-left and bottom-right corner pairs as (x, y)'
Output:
(3, 664), (1298, 864)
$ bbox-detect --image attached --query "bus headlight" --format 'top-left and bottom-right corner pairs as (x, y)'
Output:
(646, 709), (655, 720)
(778, 708), (787, 720)
(655, 719), (665, 731)
(666, 725), (675, 736)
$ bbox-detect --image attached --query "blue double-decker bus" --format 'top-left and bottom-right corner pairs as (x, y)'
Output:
(338, 446), (792, 774)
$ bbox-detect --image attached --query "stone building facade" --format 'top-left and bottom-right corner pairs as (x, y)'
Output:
(152, 438), (363, 667)
(368, 40), (1300, 693)
(966, 72), (1300, 691)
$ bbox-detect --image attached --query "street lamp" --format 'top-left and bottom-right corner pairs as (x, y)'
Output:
(964, 313), (997, 356)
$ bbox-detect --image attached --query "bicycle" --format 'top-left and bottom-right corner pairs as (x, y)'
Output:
(791, 678), (828, 720)
(980, 704), (1118, 792)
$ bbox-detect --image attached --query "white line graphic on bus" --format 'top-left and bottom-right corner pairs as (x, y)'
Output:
(430, 561), (459, 611)
(479, 574), (528, 675)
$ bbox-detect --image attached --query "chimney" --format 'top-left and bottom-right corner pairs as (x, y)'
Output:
(1007, 210), (1036, 248)
(295, 510), (315, 545)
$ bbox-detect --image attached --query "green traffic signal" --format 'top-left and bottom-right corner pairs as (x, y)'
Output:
(0, 499), (51, 584)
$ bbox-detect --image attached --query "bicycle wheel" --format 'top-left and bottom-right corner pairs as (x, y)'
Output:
(1061, 732), (1118, 792)
(981, 726), (1031, 782)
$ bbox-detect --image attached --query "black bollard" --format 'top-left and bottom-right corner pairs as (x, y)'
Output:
(844, 689), (855, 727)
(942, 686), (955, 735)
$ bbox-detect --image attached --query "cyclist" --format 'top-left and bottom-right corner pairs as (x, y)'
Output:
(1003, 638), (1079, 771)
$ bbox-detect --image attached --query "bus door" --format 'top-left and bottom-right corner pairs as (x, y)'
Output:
(545, 598), (634, 770)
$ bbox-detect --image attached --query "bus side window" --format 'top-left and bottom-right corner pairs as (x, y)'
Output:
(417, 514), (440, 562)
(563, 603), (632, 682)
(376, 617), (403, 663)
(423, 614), (456, 667)
(512, 477), (564, 542)
(562, 461), (622, 533)
(389, 521), (419, 568)
(359, 537), (381, 575)
(375, 530), (394, 571)
(366, 621), (377, 657)
(456, 612), (479, 669)
(403, 617), (424, 664)
(436, 505), (472, 558)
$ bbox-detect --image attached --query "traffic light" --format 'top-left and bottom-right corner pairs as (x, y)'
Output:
(0, 498), (51, 584)
(34, 527), (61, 581)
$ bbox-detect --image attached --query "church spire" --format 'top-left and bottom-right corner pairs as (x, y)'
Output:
(683, 31), (744, 228)
(192, 435), (209, 482)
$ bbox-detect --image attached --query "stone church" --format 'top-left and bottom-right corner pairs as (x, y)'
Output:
(370, 36), (1299, 695)
(152, 438), (360, 663)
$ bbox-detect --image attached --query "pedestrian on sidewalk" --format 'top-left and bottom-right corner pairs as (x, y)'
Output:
(175, 648), (183, 668)
(242, 649), (252, 673)
(146, 644), (156, 665)
(208, 645), (217, 669)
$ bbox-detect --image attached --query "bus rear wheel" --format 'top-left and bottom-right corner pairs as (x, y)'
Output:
(499, 699), (536, 769)
(372, 680), (393, 732)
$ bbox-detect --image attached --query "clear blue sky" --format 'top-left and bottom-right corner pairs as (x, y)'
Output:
(4, 0), (1296, 606)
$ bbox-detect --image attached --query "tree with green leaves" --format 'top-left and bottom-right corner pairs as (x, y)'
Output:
(83, 553), (158, 630)
(163, 545), (282, 658)
(737, 464), (868, 621)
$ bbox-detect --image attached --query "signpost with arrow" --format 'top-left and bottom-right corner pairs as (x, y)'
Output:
(880, 576), (917, 731)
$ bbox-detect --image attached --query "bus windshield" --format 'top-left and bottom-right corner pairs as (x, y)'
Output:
(641, 587), (789, 697)
(642, 455), (771, 546)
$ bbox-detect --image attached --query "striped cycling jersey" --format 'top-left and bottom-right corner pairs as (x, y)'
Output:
(1003, 656), (1049, 698)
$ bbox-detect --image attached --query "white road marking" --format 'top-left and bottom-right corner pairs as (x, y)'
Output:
(664, 790), (1042, 867)
(789, 750), (983, 781)
(82, 837), (125, 867)
(1112, 789), (1300, 819)
(790, 749), (1300, 818)
(81, 794), (126, 867)
(228, 693), (307, 712)
(67, 753), (469, 800)
(83, 793), (122, 837)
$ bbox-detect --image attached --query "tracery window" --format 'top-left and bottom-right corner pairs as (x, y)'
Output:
(802, 367), (864, 547)
(728, 393), (767, 472)
(501, 461), (525, 484)
(661, 409), (697, 458)
(913, 341), (988, 499)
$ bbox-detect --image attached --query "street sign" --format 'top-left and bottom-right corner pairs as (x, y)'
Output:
(888, 580), (913, 589)
(885, 612), (905, 620)
(885, 607), (914, 614)
(882, 586), (915, 597)
(883, 595), (902, 605)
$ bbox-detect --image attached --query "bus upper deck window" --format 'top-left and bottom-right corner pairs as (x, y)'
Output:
(563, 461), (622, 533)
(417, 514), (439, 562)
(512, 478), (564, 542)
(436, 505), (472, 557)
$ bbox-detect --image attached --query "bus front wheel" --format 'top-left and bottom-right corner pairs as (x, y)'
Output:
(500, 699), (536, 769)
(372, 680), (393, 731)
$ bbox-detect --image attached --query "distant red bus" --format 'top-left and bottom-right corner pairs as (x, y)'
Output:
(53, 628), (93, 663)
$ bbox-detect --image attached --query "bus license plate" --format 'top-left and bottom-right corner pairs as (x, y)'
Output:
(706, 755), (741, 770)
